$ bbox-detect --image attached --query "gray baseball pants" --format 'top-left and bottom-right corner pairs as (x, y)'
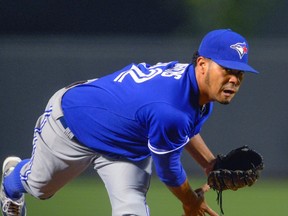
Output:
(20, 86), (152, 216)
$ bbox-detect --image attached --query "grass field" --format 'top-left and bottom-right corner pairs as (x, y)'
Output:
(25, 177), (287, 215)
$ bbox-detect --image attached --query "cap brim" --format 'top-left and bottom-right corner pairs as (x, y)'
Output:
(212, 59), (259, 74)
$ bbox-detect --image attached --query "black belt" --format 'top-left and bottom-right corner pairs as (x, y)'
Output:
(58, 116), (80, 143)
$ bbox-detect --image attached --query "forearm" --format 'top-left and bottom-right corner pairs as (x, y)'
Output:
(167, 178), (199, 209)
(185, 134), (216, 175)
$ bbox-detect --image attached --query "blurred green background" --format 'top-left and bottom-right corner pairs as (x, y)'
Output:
(1, 0), (288, 215)
(25, 177), (287, 216)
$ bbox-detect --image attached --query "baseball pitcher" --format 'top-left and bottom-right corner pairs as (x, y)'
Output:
(0, 29), (262, 216)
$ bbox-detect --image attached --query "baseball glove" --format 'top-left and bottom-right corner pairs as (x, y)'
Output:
(207, 145), (264, 214)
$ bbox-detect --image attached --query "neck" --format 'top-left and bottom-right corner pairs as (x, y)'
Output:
(195, 67), (210, 106)
(199, 97), (209, 106)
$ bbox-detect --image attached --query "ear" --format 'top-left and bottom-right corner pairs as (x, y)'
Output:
(196, 57), (208, 74)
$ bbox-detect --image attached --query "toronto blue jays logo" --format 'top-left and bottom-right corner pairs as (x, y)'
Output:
(230, 42), (248, 59)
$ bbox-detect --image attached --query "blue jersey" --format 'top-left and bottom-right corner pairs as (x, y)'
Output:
(62, 61), (213, 186)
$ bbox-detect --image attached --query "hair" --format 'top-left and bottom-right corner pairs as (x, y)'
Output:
(192, 51), (200, 66)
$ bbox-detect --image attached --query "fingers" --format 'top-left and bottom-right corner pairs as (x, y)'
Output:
(201, 184), (210, 192)
(195, 184), (210, 198)
(182, 184), (218, 216)
(205, 205), (219, 216)
(197, 185), (219, 216)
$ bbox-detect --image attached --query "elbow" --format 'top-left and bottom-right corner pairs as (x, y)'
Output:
(156, 166), (187, 187)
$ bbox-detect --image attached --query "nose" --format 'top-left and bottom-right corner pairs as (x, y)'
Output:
(229, 74), (241, 86)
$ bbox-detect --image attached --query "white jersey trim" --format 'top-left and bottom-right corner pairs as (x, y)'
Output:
(148, 136), (190, 155)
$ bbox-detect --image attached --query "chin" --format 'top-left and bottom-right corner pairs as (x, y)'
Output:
(217, 97), (232, 105)
(219, 101), (230, 105)
(217, 95), (235, 105)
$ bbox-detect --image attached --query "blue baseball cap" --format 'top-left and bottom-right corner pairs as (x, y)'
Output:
(198, 29), (258, 73)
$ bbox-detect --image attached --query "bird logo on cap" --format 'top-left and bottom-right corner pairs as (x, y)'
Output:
(230, 42), (248, 59)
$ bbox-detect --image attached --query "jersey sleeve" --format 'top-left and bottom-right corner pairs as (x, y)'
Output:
(151, 149), (187, 186)
(136, 103), (190, 186)
(137, 103), (191, 155)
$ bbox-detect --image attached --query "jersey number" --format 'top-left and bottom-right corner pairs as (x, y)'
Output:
(114, 63), (187, 83)
(114, 65), (163, 83)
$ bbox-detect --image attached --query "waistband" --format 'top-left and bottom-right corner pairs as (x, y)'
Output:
(58, 116), (80, 143)
(50, 79), (98, 144)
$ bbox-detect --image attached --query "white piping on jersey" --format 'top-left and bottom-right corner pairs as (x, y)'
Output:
(148, 136), (189, 155)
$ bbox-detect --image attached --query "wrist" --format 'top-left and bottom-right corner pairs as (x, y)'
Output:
(167, 179), (198, 206)
(204, 158), (216, 175)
